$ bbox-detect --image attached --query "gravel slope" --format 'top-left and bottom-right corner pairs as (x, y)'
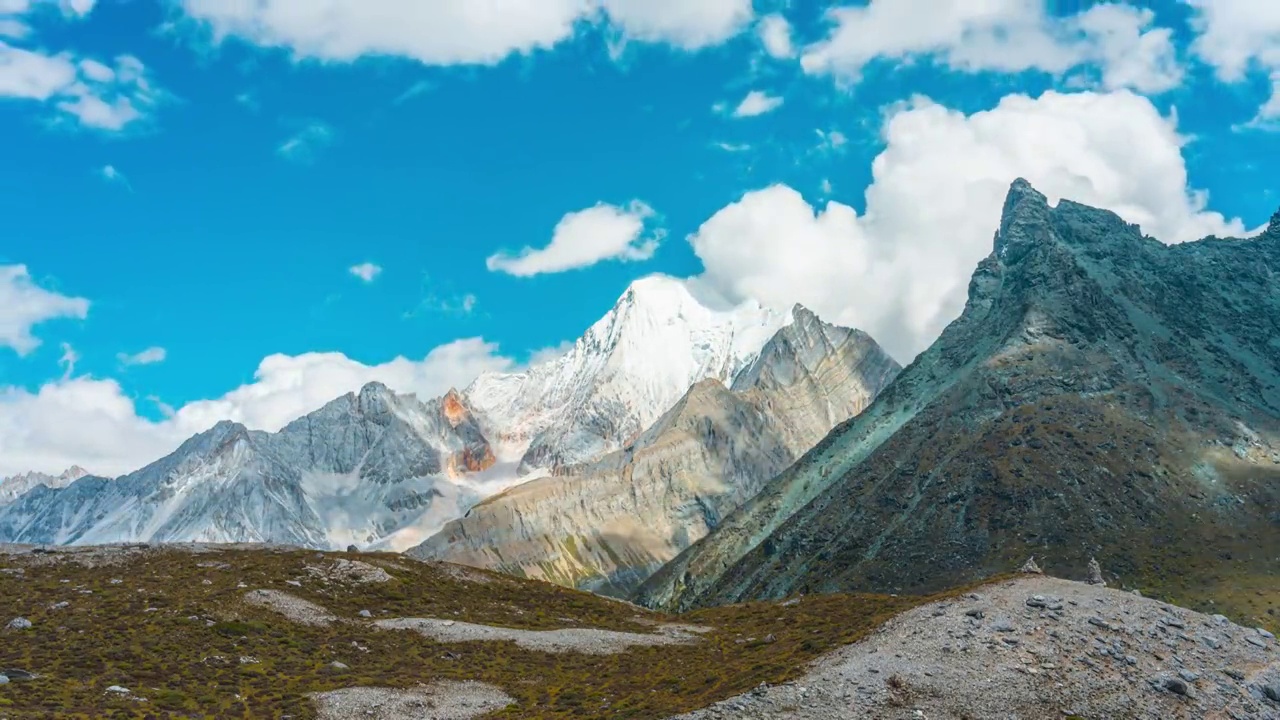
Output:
(671, 576), (1280, 720)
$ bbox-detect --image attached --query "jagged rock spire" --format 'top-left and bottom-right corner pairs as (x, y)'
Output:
(995, 178), (1053, 265)
(1087, 557), (1107, 586)
(1019, 556), (1043, 574)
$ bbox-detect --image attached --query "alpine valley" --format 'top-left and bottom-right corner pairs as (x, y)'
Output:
(4, 182), (1280, 720)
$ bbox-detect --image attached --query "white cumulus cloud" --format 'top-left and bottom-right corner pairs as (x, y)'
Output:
(599, 0), (753, 50)
(800, 0), (1183, 94)
(757, 13), (793, 59)
(177, 0), (754, 65)
(687, 90), (1251, 364)
(487, 200), (662, 277)
(349, 262), (382, 283)
(0, 0), (159, 132)
(732, 90), (784, 117)
(1184, 0), (1280, 125)
(0, 338), (519, 477)
(0, 265), (88, 355)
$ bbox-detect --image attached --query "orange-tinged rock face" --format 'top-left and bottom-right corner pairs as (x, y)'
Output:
(444, 447), (497, 478)
(442, 390), (469, 426)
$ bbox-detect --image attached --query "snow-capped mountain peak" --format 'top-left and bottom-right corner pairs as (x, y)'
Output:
(464, 274), (789, 474)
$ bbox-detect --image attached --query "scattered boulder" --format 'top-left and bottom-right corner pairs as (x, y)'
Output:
(1151, 674), (1190, 696)
(0, 674), (7, 684)
(1087, 557), (1106, 586)
(3, 669), (35, 681)
(6, 616), (32, 630)
(105, 685), (130, 694)
(1018, 557), (1043, 574)
(346, 545), (359, 553)
(358, 609), (372, 618)
(1262, 683), (1280, 703)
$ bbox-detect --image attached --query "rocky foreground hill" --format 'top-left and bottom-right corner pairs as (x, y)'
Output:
(636, 180), (1280, 623)
(1, 544), (1276, 719)
(410, 306), (899, 596)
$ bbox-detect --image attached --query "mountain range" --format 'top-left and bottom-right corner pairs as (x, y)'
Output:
(5, 180), (1276, 632)
(0, 276), (867, 552)
(634, 179), (1280, 613)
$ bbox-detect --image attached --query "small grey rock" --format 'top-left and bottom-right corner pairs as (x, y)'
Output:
(1160, 677), (1190, 696)
(6, 617), (31, 630)
(346, 544), (359, 553)
(1178, 669), (1199, 682)
(1019, 557), (1043, 574)
(329, 661), (349, 671)
(965, 608), (985, 620)
(357, 609), (372, 618)
(994, 619), (1016, 632)
(0, 675), (7, 685)
(1246, 635), (1268, 648)
(1258, 628), (1277, 640)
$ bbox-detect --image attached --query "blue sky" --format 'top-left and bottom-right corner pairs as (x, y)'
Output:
(1, 0), (1278, 476)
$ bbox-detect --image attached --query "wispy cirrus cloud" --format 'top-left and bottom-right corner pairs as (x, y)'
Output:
(117, 346), (166, 367)
(277, 121), (335, 163)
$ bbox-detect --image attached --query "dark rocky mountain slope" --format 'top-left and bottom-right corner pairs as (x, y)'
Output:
(636, 179), (1280, 617)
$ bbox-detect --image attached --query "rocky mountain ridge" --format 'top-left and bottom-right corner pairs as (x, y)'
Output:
(409, 305), (900, 596)
(0, 466), (93, 505)
(636, 179), (1280, 614)
(0, 382), (498, 548)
